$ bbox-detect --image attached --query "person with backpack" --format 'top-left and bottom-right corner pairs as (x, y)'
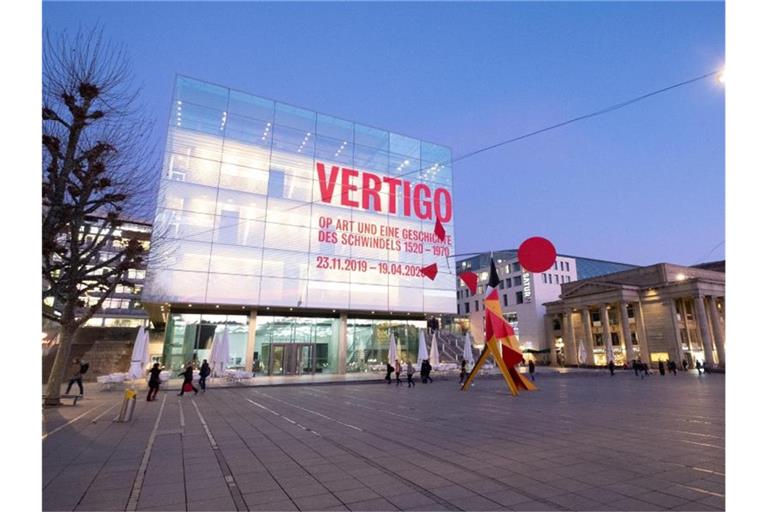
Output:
(65, 358), (89, 396)
(147, 363), (161, 401)
(198, 360), (211, 392)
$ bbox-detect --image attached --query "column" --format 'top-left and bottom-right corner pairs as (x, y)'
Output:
(563, 312), (577, 366)
(337, 313), (348, 374)
(666, 299), (686, 365)
(245, 310), (258, 373)
(545, 314), (558, 366)
(634, 301), (651, 363)
(580, 308), (596, 365)
(600, 304), (613, 362)
(708, 296), (725, 366)
(619, 301), (635, 363)
(694, 296), (715, 366)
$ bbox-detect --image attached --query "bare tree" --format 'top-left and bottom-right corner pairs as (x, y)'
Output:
(42, 27), (157, 406)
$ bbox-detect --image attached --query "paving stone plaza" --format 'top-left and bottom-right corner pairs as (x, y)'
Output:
(43, 371), (725, 512)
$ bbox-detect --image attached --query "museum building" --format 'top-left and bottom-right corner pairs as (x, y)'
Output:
(142, 76), (457, 376)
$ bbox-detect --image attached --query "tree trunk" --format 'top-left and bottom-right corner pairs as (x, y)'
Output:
(44, 308), (78, 406)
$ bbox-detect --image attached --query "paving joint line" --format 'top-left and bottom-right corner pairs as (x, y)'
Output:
(190, 398), (247, 511)
(42, 404), (102, 440)
(126, 394), (167, 511)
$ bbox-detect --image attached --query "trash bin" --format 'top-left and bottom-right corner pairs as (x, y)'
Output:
(116, 388), (137, 422)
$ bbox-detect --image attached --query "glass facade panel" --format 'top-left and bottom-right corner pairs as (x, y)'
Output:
(346, 319), (425, 372)
(146, 76), (455, 315)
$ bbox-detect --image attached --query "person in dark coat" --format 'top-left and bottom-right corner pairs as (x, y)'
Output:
(406, 360), (416, 388)
(65, 358), (88, 395)
(668, 360), (677, 376)
(528, 359), (536, 381)
(459, 359), (467, 385)
(632, 359), (639, 376)
(695, 360), (703, 375)
(199, 360), (211, 392)
(177, 362), (198, 396)
(608, 360), (615, 376)
(420, 359), (429, 383)
(658, 360), (666, 376)
(682, 359), (689, 372)
(424, 360), (434, 383)
(147, 363), (161, 401)
(385, 363), (394, 384)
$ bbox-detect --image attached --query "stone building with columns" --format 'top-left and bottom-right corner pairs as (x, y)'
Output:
(543, 262), (725, 368)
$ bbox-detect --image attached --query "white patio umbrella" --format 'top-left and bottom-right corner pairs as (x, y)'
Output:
(578, 341), (587, 365)
(462, 332), (475, 365)
(211, 327), (230, 377)
(387, 332), (397, 367)
(417, 329), (429, 364)
(128, 325), (148, 380)
(429, 332), (440, 366)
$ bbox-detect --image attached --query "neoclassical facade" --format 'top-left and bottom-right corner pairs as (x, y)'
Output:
(543, 262), (725, 368)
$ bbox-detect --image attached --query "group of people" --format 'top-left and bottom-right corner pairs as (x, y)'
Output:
(385, 359), (434, 388)
(145, 359), (212, 401)
(627, 357), (710, 378)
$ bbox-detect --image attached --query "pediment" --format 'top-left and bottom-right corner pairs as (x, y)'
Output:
(560, 281), (625, 299)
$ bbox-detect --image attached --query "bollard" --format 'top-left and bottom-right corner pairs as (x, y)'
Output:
(116, 388), (137, 422)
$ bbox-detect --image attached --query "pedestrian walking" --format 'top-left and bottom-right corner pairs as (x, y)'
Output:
(385, 363), (394, 384)
(406, 360), (416, 388)
(632, 359), (639, 376)
(459, 359), (467, 385)
(668, 360), (678, 376)
(147, 363), (161, 401)
(395, 360), (402, 386)
(420, 359), (429, 383)
(65, 358), (89, 396)
(424, 360), (434, 383)
(658, 360), (666, 376)
(695, 360), (703, 375)
(528, 359), (536, 382)
(199, 359), (210, 392)
(682, 359), (689, 372)
(177, 362), (198, 396)
(608, 359), (615, 376)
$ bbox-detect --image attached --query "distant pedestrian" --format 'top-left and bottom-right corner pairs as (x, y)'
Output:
(199, 360), (210, 392)
(682, 359), (689, 372)
(459, 359), (468, 385)
(703, 361), (710, 374)
(632, 359), (639, 377)
(147, 363), (161, 401)
(385, 363), (394, 384)
(177, 362), (198, 396)
(695, 360), (703, 375)
(65, 358), (89, 396)
(668, 360), (677, 376)
(406, 360), (416, 388)
(424, 360), (434, 383)
(608, 360), (615, 376)
(395, 360), (402, 386)
(528, 360), (536, 382)
(658, 360), (666, 376)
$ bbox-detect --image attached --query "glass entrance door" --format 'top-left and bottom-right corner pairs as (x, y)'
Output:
(268, 343), (315, 375)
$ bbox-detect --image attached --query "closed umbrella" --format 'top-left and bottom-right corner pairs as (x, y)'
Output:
(211, 328), (231, 377)
(462, 332), (475, 365)
(417, 329), (429, 364)
(128, 325), (148, 379)
(387, 332), (397, 368)
(429, 333), (440, 366)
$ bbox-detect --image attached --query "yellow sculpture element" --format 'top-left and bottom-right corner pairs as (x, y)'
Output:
(461, 288), (537, 395)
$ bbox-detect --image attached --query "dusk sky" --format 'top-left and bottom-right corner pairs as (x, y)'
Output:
(43, 1), (724, 266)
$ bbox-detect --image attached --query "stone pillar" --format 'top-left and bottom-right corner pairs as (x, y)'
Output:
(580, 308), (595, 365)
(563, 312), (577, 366)
(708, 296), (725, 367)
(694, 296), (715, 366)
(600, 304), (613, 362)
(337, 313), (348, 374)
(545, 314), (558, 366)
(665, 299), (686, 365)
(619, 301), (635, 364)
(245, 309), (258, 373)
(634, 301), (651, 363)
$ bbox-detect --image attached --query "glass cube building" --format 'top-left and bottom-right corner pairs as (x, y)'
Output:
(143, 76), (456, 374)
